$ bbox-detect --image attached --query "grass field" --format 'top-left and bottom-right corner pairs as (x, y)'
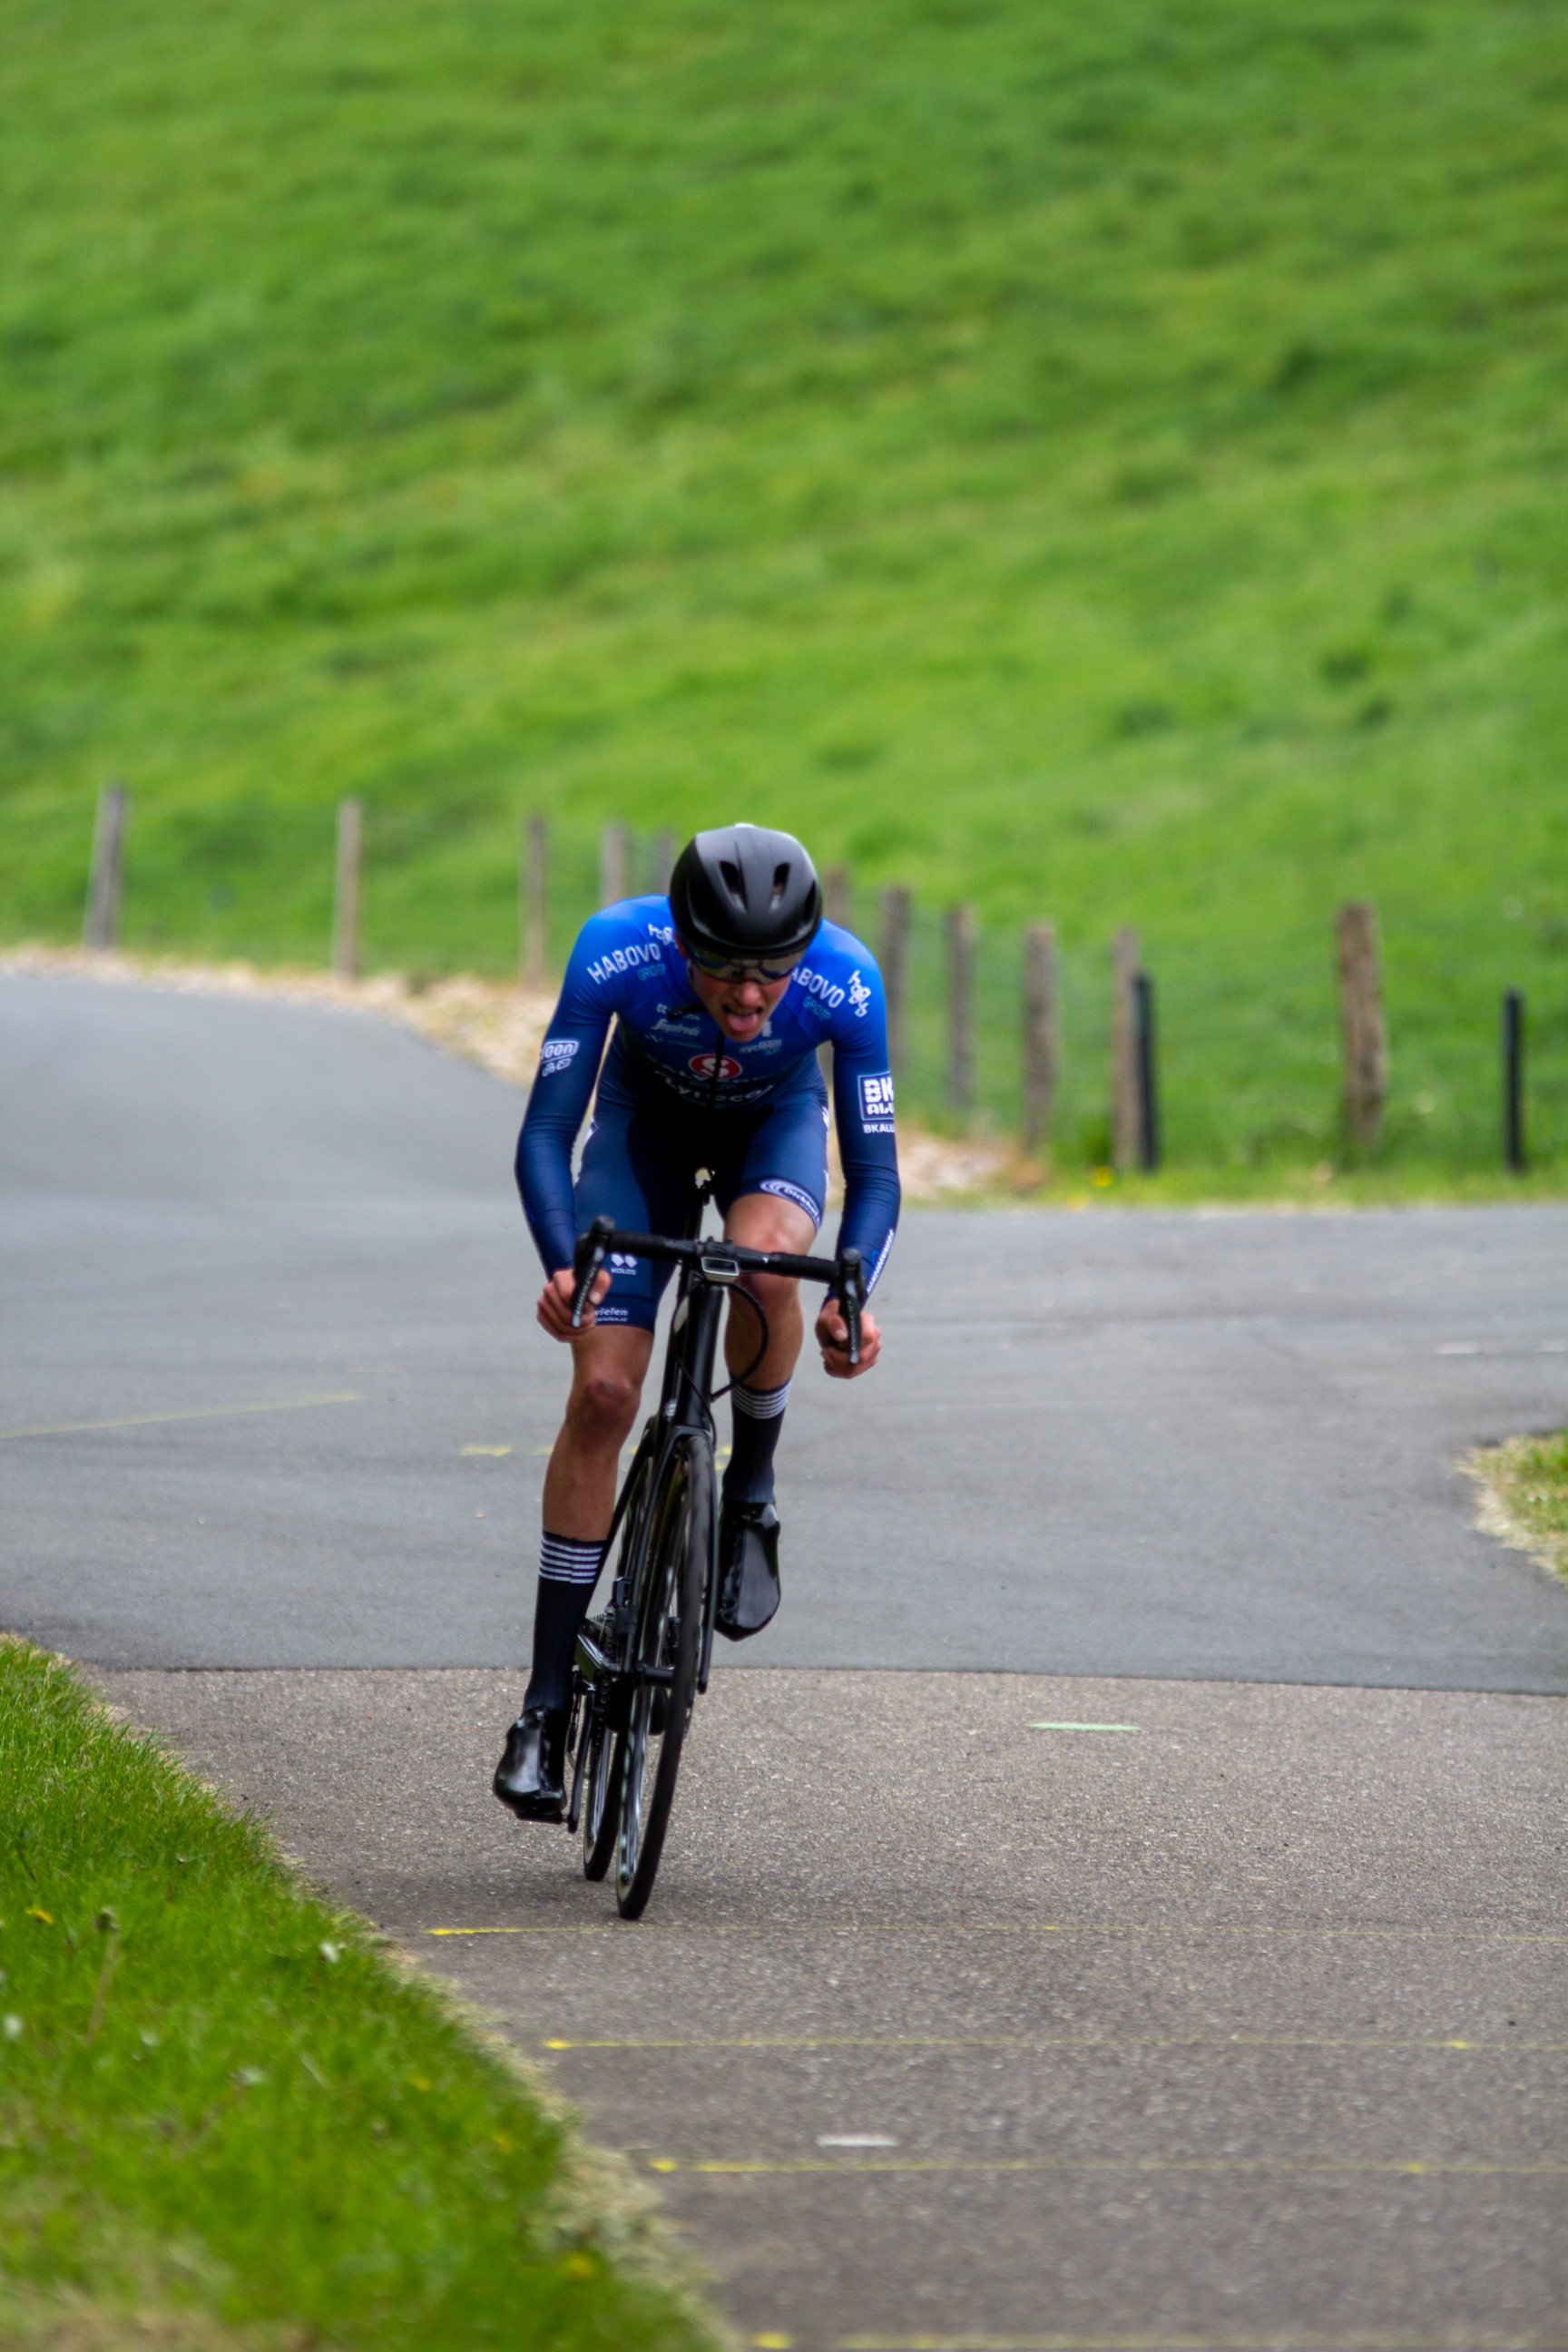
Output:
(4, 0), (1565, 1173)
(1465, 1429), (1568, 1587)
(0, 1639), (715, 2352)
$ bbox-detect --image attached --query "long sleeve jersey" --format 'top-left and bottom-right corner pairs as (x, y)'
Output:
(514, 895), (900, 1289)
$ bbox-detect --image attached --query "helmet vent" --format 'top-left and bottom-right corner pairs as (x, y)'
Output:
(720, 859), (745, 903)
(770, 863), (789, 906)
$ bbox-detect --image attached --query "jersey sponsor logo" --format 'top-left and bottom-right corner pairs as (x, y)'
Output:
(847, 967), (872, 1019)
(688, 1052), (742, 1082)
(537, 1037), (580, 1076)
(793, 964), (846, 1010)
(609, 1251), (640, 1272)
(586, 940), (663, 984)
(859, 1071), (896, 1132)
(760, 1178), (823, 1224)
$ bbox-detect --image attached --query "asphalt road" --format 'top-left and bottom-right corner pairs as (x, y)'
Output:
(91, 1662), (1567, 2351)
(6, 971), (1567, 2348)
(5, 973), (1566, 1689)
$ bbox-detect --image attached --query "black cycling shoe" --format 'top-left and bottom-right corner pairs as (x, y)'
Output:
(493, 1705), (568, 1821)
(715, 1499), (781, 1641)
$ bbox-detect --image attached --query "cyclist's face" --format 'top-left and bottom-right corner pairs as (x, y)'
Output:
(681, 950), (795, 1043)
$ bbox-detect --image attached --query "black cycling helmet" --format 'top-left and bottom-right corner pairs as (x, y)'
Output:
(669, 824), (821, 965)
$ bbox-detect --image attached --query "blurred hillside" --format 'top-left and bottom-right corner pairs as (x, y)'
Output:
(3, 0), (1564, 1102)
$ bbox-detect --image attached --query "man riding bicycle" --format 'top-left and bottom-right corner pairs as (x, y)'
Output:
(495, 823), (901, 1819)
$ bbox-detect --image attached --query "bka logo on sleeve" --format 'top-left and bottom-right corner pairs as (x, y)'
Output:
(859, 1072), (896, 1132)
(538, 1038), (580, 1077)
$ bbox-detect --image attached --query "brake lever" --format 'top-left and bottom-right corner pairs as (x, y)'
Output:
(837, 1246), (865, 1368)
(571, 1213), (616, 1330)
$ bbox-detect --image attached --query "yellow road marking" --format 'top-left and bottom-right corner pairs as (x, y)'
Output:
(1, 1393), (361, 1441)
(537, 2033), (1561, 2054)
(427, 1922), (1564, 1944)
(462, 1443), (513, 1455)
(646, 2154), (1565, 2179)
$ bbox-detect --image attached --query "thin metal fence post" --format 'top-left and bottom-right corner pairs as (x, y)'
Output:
(83, 780), (130, 951)
(882, 886), (912, 1078)
(1022, 921), (1057, 1154)
(600, 822), (628, 908)
(948, 904), (975, 1117)
(1133, 970), (1160, 1172)
(332, 798), (362, 977)
(1336, 901), (1387, 1150)
(1112, 926), (1142, 1170)
(1503, 988), (1526, 1172)
(522, 812), (549, 986)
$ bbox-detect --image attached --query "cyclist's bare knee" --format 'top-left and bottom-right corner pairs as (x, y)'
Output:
(738, 1265), (799, 1324)
(564, 1331), (651, 1450)
(725, 1191), (817, 1258)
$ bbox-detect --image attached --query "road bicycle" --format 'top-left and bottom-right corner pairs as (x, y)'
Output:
(561, 1183), (865, 1919)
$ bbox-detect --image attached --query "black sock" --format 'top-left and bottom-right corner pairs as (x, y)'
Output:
(722, 1378), (791, 1508)
(521, 1532), (606, 1714)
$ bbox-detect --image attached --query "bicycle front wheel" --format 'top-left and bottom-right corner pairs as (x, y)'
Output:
(615, 1434), (711, 1920)
(579, 1714), (619, 1880)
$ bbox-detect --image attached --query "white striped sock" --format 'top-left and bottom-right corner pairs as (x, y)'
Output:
(539, 1531), (608, 1586)
(733, 1379), (791, 1420)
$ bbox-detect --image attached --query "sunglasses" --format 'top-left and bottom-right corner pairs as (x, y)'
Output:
(684, 944), (804, 984)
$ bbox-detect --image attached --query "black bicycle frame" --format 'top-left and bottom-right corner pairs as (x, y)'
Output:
(568, 1179), (864, 1712)
(573, 1176), (728, 1708)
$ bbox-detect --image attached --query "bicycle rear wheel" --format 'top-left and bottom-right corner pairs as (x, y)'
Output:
(615, 1434), (711, 1920)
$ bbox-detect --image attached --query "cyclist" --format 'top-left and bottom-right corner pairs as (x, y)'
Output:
(495, 823), (900, 1819)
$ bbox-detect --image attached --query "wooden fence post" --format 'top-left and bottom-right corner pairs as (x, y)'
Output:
(1133, 969), (1160, 1172)
(521, 812), (548, 986)
(825, 864), (851, 930)
(82, 780), (129, 951)
(948, 904), (975, 1116)
(652, 829), (676, 897)
(1112, 925), (1142, 1170)
(600, 822), (628, 908)
(1503, 988), (1525, 1172)
(1336, 901), (1387, 1149)
(332, 798), (362, 978)
(882, 886), (912, 1078)
(1022, 921), (1057, 1155)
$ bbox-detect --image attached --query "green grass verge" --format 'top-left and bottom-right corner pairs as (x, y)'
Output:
(952, 1161), (1568, 1210)
(4, 0), (1565, 1176)
(1465, 1432), (1568, 1587)
(0, 1639), (719, 2352)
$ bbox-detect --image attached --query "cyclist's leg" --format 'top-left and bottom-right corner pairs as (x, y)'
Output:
(714, 1074), (828, 1511)
(542, 1323), (655, 1536)
(521, 1093), (687, 1714)
(722, 1190), (815, 1388)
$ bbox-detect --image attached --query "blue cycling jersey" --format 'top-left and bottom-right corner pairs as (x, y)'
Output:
(515, 895), (900, 1290)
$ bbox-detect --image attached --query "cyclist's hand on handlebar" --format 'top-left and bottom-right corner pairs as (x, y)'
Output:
(538, 1264), (610, 1340)
(815, 1298), (881, 1378)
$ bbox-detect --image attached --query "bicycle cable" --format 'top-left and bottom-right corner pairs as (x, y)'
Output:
(710, 1288), (770, 1405)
